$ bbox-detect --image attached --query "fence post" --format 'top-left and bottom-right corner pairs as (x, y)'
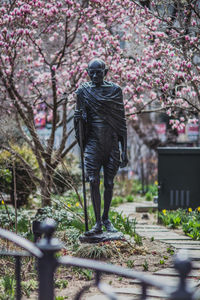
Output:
(170, 251), (194, 300)
(36, 218), (63, 300)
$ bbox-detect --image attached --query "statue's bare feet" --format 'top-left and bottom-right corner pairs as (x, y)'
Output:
(102, 219), (118, 232)
(85, 222), (103, 236)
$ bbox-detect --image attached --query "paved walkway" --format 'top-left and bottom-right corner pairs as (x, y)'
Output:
(88, 202), (200, 300)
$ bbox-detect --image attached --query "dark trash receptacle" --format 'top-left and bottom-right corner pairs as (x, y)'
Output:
(158, 147), (200, 211)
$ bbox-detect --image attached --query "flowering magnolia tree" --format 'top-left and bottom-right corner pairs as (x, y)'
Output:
(0, 0), (199, 205)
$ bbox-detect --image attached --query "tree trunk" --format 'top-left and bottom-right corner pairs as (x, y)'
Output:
(40, 169), (53, 207)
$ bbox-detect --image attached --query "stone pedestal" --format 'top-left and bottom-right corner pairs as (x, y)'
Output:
(79, 231), (124, 243)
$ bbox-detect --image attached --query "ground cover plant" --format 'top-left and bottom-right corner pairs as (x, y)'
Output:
(159, 207), (200, 240)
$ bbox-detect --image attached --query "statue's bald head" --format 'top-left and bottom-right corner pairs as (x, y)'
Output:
(88, 58), (106, 70)
(87, 58), (108, 86)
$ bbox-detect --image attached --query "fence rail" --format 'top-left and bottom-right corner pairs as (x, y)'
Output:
(0, 218), (198, 300)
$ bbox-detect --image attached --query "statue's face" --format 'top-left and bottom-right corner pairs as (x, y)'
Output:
(87, 61), (105, 86)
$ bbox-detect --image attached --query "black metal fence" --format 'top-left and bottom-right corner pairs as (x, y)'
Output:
(0, 218), (199, 300)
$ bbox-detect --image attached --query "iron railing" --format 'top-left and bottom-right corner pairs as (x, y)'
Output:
(0, 218), (199, 300)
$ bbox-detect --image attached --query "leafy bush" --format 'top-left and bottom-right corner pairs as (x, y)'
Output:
(34, 206), (74, 230)
(126, 195), (134, 202)
(0, 275), (15, 300)
(75, 243), (114, 259)
(145, 183), (158, 201)
(109, 211), (137, 236)
(111, 196), (124, 207)
(131, 180), (143, 194)
(0, 145), (39, 207)
(0, 206), (34, 238)
(159, 208), (200, 239)
(21, 279), (37, 297)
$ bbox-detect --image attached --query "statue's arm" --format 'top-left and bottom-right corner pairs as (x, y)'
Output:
(118, 87), (128, 168)
(119, 132), (128, 168)
(74, 91), (87, 147)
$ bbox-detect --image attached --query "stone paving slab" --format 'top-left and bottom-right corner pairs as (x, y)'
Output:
(111, 287), (167, 298)
(163, 240), (200, 245)
(88, 295), (160, 300)
(171, 245), (200, 250)
(87, 295), (133, 300)
(154, 268), (200, 278)
(87, 287), (168, 299)
(129, 276), (200, 289)
(114, 201), (157, 215)
(135, 226), (166, 229)
(136, 232), (190, 239)
(186, 252), (200, 261)
(136, 206), (157, 212)
(136, 228), (169, 232)
(154, 236), (191, 241)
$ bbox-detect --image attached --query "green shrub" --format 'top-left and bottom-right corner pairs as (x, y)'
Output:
(0, 207), (33, 238)
(111, 196), (124, 207)
(0, 145), (39, 207)
(126, 195), (134, 202)
(34, 206), (73, 230)
(159, 208), (200, 239)
(109, 211), (137, 236)
(131, 180), (143, 194)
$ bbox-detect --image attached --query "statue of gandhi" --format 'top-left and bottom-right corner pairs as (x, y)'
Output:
(74, 58), (128, 236)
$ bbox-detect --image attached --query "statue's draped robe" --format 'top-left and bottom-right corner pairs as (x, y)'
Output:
(74, 81), (127, 178)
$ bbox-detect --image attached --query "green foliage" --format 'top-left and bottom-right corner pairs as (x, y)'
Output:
(21, 279), (37, 297)
(182, 220), (200, 240)
(0, 275), (15, 300)
(159, 260), (164, 265)
(131, 180), (143, 194)
(55, 296), (68, 300)
(111, 196), (124, 207)
(72, 267), (93, 281)
(75, 244), (113, 259)
(159, 208), (200, 240)
(145, 183), (158, 201)
(126, 259), (134, 268)
(134, 233), (143, 246)
(0, 207), (33, 238)
(145, 191), (153, 201)
(34, 206), (73, 230)
(167, 247), (174, 255)
(109, 211), (137, 236)
(126, 194), (134, 202)
(0, 145), (39, 207)
(158, 210), (182, 229)
(64, 227), (81, 251)
(55, 279), (68, 289)
(131, 180), (158, 201)
(142, 260), (149, 271)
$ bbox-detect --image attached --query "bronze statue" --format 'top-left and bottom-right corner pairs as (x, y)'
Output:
(74, 58), (128, 236)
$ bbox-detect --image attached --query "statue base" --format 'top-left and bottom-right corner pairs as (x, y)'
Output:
(79, 231), (124, 244)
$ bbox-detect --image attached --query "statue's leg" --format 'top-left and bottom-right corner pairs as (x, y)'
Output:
(102, 146), (120, 232)
(102, 173), (114, 221)
(84, 173), (103, 236)
(102, 170), (118, 233)
(84, 145), (103, 235)
(89, 174), (101, 224)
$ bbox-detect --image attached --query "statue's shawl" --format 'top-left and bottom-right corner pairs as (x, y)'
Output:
(76, 81), (127, 138)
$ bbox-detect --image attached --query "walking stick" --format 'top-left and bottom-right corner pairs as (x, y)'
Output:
(78, 111), (89, 232)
